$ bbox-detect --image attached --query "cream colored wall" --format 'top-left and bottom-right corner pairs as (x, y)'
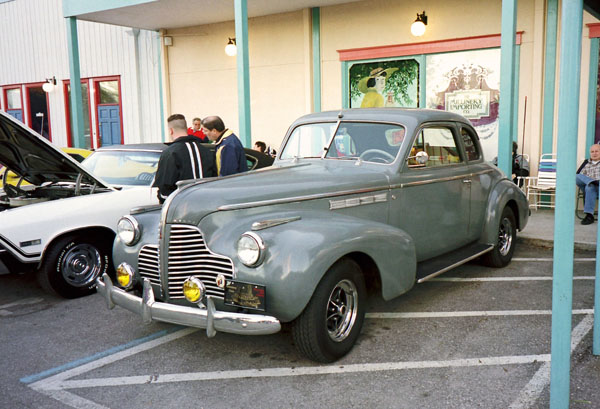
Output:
(166, 10), (310, 151)
(163, 0), (600, 167)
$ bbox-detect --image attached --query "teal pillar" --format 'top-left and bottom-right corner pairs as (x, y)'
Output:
(312, 7), (321, 112)
(549, 0), (583, 407)
(498, 0), (517, 177)
(586, 38), (599, 150)
(234, 0), (251, 147)
(591, 37), (600, 356)
(542, 0), (558, 154)
(418, 55), (426, 108)
(341, 61), (349, 109)
(66, 17), (84, 148)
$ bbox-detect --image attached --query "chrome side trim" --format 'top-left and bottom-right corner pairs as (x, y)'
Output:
(330, 192), (388, 210)
(130, 204), (162, 215)
(97, 274), (281, 336)
(391, 169), (494, 189)
(218, 186), (390, 211)
(251, 216), (301, 231)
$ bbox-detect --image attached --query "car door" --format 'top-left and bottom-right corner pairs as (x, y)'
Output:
(459, 124), (491, 241)
(390, 123), (471, 261)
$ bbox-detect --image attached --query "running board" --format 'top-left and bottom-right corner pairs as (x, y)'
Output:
(416, 243), (493, 283)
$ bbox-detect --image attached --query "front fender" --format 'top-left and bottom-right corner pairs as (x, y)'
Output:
(199, 210), (416, 322)
(481, 179), (529, 244)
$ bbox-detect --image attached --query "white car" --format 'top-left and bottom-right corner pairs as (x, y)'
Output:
(0, 111), (160, 298)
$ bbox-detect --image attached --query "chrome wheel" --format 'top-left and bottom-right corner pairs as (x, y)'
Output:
(498, 215), (514, 257)
(60, 243), (103, 287)
(326, 279), (359, 342)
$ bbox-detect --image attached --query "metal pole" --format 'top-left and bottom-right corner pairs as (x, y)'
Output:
(65, 17), (85, 148)
(549, 0), (583, 407)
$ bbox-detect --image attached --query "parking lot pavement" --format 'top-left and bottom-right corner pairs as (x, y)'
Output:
(3, 244), (600, 408)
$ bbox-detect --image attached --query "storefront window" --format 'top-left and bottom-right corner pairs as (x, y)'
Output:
(67, 82), (91, 149)
(6, 88), (21, 109)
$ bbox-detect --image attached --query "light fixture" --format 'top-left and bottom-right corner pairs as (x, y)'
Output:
(225, 37), (237, 56)
(42, 76), (56, 93)
(411, 11), (428, 37)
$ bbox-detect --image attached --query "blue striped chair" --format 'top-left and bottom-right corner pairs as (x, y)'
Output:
(525, 154), (557, 209)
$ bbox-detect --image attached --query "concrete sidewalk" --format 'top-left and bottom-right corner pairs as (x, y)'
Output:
(519, 208), (599, 251)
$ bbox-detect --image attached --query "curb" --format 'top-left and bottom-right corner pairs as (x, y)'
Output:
(517, 236), (597, 252)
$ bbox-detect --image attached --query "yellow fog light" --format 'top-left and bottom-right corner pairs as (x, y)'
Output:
(183, 277), (205, 304)
(116, 263), (135, 289)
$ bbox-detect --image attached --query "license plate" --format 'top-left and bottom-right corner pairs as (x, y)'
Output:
(224, 280), (266, 311)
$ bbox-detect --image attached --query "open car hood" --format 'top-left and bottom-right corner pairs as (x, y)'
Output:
(0, 111), (110, 188)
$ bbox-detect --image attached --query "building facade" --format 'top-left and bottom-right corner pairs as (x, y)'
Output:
(0, 0), (162, 149)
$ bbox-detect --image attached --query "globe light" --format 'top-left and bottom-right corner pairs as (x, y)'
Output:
(410, 11), (428, 37)
(225, 38), (237, 56)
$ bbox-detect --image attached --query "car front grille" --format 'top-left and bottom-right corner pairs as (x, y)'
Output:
(138, 245), (160, 286)
(166, 224), (234, 299)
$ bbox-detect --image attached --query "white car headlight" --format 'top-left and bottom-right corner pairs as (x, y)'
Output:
(237, 232), (265, 267)
(117, 215), (141, 246)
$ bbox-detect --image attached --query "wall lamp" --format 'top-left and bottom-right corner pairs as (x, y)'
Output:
(42, 76), (57, 93)
(411, 11), (428, 37)
(225, 37), (237, 56)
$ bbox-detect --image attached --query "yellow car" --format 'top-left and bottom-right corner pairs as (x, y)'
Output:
(0, 147), (92, 187)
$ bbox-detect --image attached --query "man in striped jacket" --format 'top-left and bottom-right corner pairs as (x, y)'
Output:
(153, 114), (216, 204)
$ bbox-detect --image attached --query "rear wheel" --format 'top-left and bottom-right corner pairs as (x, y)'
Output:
(38, 234), (113, 298)
(292, 258), (366, 363)
(481, 206), (516, 267)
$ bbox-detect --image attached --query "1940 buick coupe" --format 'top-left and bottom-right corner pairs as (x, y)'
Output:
(98, 108), (529, 362)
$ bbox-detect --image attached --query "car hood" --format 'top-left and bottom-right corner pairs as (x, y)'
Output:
(166, 160), (390, 223)
(0, 111), (109, 187)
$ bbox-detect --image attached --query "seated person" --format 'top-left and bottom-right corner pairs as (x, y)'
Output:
(492, 142), (529, 186)
(576, 144), (600, 225)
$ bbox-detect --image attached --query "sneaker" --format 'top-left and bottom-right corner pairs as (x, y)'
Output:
(581, 213), (595, 225)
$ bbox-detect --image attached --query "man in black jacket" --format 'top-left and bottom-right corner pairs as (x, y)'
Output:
(153, 114), (216, 203)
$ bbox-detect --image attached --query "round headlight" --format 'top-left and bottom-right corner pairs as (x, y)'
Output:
(116, 263), (135, 289)
(183, 277), (205, 304)
(237, 232), (265, 267)
(117, 216), (140, 246)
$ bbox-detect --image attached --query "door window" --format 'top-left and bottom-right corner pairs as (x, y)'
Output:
(409, 126), (463, 167)
(98, 81), (119, 104)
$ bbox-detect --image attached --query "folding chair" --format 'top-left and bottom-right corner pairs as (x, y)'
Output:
(524, 154), (556, 210)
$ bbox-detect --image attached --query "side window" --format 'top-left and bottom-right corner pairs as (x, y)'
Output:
(460, 127), (481, 162)
(409, 126), (463, 168)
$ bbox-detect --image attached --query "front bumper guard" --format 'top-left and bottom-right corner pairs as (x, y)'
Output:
(96, 273), (281, 337)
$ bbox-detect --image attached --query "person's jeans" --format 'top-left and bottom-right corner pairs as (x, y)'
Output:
(576, 173), (599, 214)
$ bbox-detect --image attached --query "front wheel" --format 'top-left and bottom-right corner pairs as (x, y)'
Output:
(292, 258), (366, 363)
(38, 234), (113, 298)
(481, 206), (517, 267)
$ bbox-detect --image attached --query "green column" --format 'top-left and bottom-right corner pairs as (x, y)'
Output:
(590, 38), (600, 356)
(549, 0), (583, 407)
(234, 0), (251, 147)
(542, 0), (558, 154)
(498, 0), (517, 177)
(312, 7), (321, 112)
(66, 17), (84, 148)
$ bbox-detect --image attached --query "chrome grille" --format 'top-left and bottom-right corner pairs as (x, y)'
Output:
(138, 245), (160, 286)
(167, 224), (234, 299)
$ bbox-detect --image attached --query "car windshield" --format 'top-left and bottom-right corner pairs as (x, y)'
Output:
(82, 150), (161, 186)
(280, 121), (406, 164)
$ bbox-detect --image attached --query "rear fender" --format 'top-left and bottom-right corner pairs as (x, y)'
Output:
(481, 180), (528, 244)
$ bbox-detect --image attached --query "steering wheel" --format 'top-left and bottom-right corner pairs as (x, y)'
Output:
(359, 149), (396, 164)
(136, 172), (154, 183)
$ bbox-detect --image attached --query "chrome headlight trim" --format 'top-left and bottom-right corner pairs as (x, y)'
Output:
(117, 215), (141, 246)
(183, 276), (206, 304)
(237, 231), (266, 267)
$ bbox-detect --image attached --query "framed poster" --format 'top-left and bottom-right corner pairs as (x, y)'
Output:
(426, 49), (501, 161)
(349, 59), (419, 108)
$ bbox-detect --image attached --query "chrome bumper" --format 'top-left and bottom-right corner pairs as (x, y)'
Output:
(96, 273), (281, 337)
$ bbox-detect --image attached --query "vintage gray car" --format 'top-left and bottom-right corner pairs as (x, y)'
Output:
(98, 108), (529, 362)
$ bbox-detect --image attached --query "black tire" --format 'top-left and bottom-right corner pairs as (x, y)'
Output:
(292, 258), (366, 363)
(481, 206), (517, 268)
(37, 234), (113, 298)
